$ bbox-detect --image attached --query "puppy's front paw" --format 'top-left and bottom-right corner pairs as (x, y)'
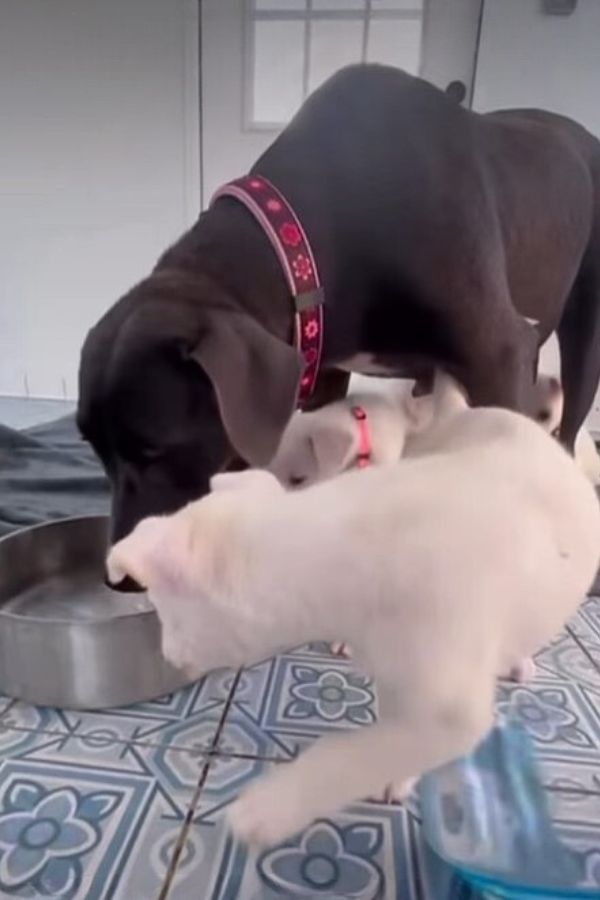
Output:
(228, 778), (311, 848)
(330, 642), (352, 658)
(369, 777), (417, 805)
(508, 657), (536, 683)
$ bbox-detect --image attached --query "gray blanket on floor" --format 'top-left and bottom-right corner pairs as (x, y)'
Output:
(0, 416), (109, 537)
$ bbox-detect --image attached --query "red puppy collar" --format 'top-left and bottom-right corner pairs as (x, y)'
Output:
(351, 405), (372, 468)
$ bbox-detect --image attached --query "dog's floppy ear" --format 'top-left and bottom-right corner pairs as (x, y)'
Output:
(190, 311), (303, 466)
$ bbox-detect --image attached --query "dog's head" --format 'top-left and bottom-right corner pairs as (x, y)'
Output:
(78, 270), (302, 544)
(106, 469), (284, 674)
(531, 375), (563, 435)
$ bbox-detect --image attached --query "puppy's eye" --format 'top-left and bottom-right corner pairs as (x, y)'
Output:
(537, 410), (551, 423)
(289, 474), (306, 488)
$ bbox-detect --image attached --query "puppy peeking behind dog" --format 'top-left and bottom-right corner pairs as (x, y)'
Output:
(107, 372), (600, 849)
(269, 374), (600, 491)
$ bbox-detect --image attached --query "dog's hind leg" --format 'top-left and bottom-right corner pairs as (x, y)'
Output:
(425, 238), (539, 415)
(557, 252), (600, 452)
(453, 306), (539, 416)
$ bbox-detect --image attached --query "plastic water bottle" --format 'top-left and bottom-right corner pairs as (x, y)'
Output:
(419, 720), (598, 898)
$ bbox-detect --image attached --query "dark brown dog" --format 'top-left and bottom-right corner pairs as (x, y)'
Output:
(78, 64), (600, 543)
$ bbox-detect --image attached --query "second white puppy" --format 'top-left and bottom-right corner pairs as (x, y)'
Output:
(269, 375), (600, 489)
(107, 374), (600, 849)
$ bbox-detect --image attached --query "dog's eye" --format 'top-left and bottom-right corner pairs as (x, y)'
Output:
(139, 446), (165, 463)
(289, 474), (306, 488)
(537, 410), (551, 423)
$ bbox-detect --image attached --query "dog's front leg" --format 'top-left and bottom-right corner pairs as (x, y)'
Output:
(228, 692), (492, 847)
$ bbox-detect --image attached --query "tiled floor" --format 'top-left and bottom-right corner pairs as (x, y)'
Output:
(0, 603), (599, 899)
(1, 399), (599, 897)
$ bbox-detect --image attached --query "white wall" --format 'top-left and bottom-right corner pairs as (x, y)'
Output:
(474, 0), (600, 137)
(0, 0), (200, 399)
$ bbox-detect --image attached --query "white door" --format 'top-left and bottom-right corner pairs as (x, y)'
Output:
(200, 0), (483, 205)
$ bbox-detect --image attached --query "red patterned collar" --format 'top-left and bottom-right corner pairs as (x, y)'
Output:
(211, 175), (324, 408)
(351, 405), (372, 468)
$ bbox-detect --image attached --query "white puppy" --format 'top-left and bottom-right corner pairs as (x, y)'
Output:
(107, 373), (600, 849)
(269, 375), (600, 490)
(268, 380), (427, 490)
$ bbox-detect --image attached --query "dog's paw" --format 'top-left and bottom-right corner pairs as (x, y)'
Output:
(330, 642), (352, 658)
(369, 777), (417, 805)
(228, 779), (311, 848)
(508, 657), (536, 683)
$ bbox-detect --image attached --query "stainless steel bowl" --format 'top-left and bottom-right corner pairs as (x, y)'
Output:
(0, 516), (191, 709)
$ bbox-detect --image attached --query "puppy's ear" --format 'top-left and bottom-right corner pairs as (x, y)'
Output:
(106, 516), (168, 589)
(309, 422), (355, 475)
(190, 311), (303, 467)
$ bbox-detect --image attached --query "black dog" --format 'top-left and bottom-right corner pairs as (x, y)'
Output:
(78, 65), (600, 543)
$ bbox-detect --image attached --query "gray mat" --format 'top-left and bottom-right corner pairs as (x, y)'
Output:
(0, 416), (109, 537)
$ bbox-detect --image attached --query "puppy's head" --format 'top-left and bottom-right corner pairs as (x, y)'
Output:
(268, 405), (361, 489)
(269, 383), (444, 489)
(106, 470), (284, 675)
(532, 375), (563, 435)
(78, 269), (302, 545)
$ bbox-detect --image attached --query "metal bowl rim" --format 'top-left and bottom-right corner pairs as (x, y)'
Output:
(0, 515), (156, 627)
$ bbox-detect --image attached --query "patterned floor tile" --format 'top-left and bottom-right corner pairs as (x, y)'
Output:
(0, 724), (208, 899)
(216, 647), (379, 761)
(538, 756), (600, 795)
(497, 667), (600, 762)
(0, 669), (234, 750)
(534, 629), (590, 680)
(168, 755), (418, 900)
(569, 600), (600, 674)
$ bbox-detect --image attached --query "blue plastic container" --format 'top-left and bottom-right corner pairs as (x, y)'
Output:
(419, 721), (599, 898)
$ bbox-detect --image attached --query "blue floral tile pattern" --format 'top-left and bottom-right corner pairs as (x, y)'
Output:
(497, 676), (600, 757)
(0, 625), (597, 896)
(286, 666), (376, 725)
(0, 784), (107, 895)
(0, 670), (231, 749)
(569, 602), (600, 676)
(170, 760), (417, 900)
(0, 726), (210, 897)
